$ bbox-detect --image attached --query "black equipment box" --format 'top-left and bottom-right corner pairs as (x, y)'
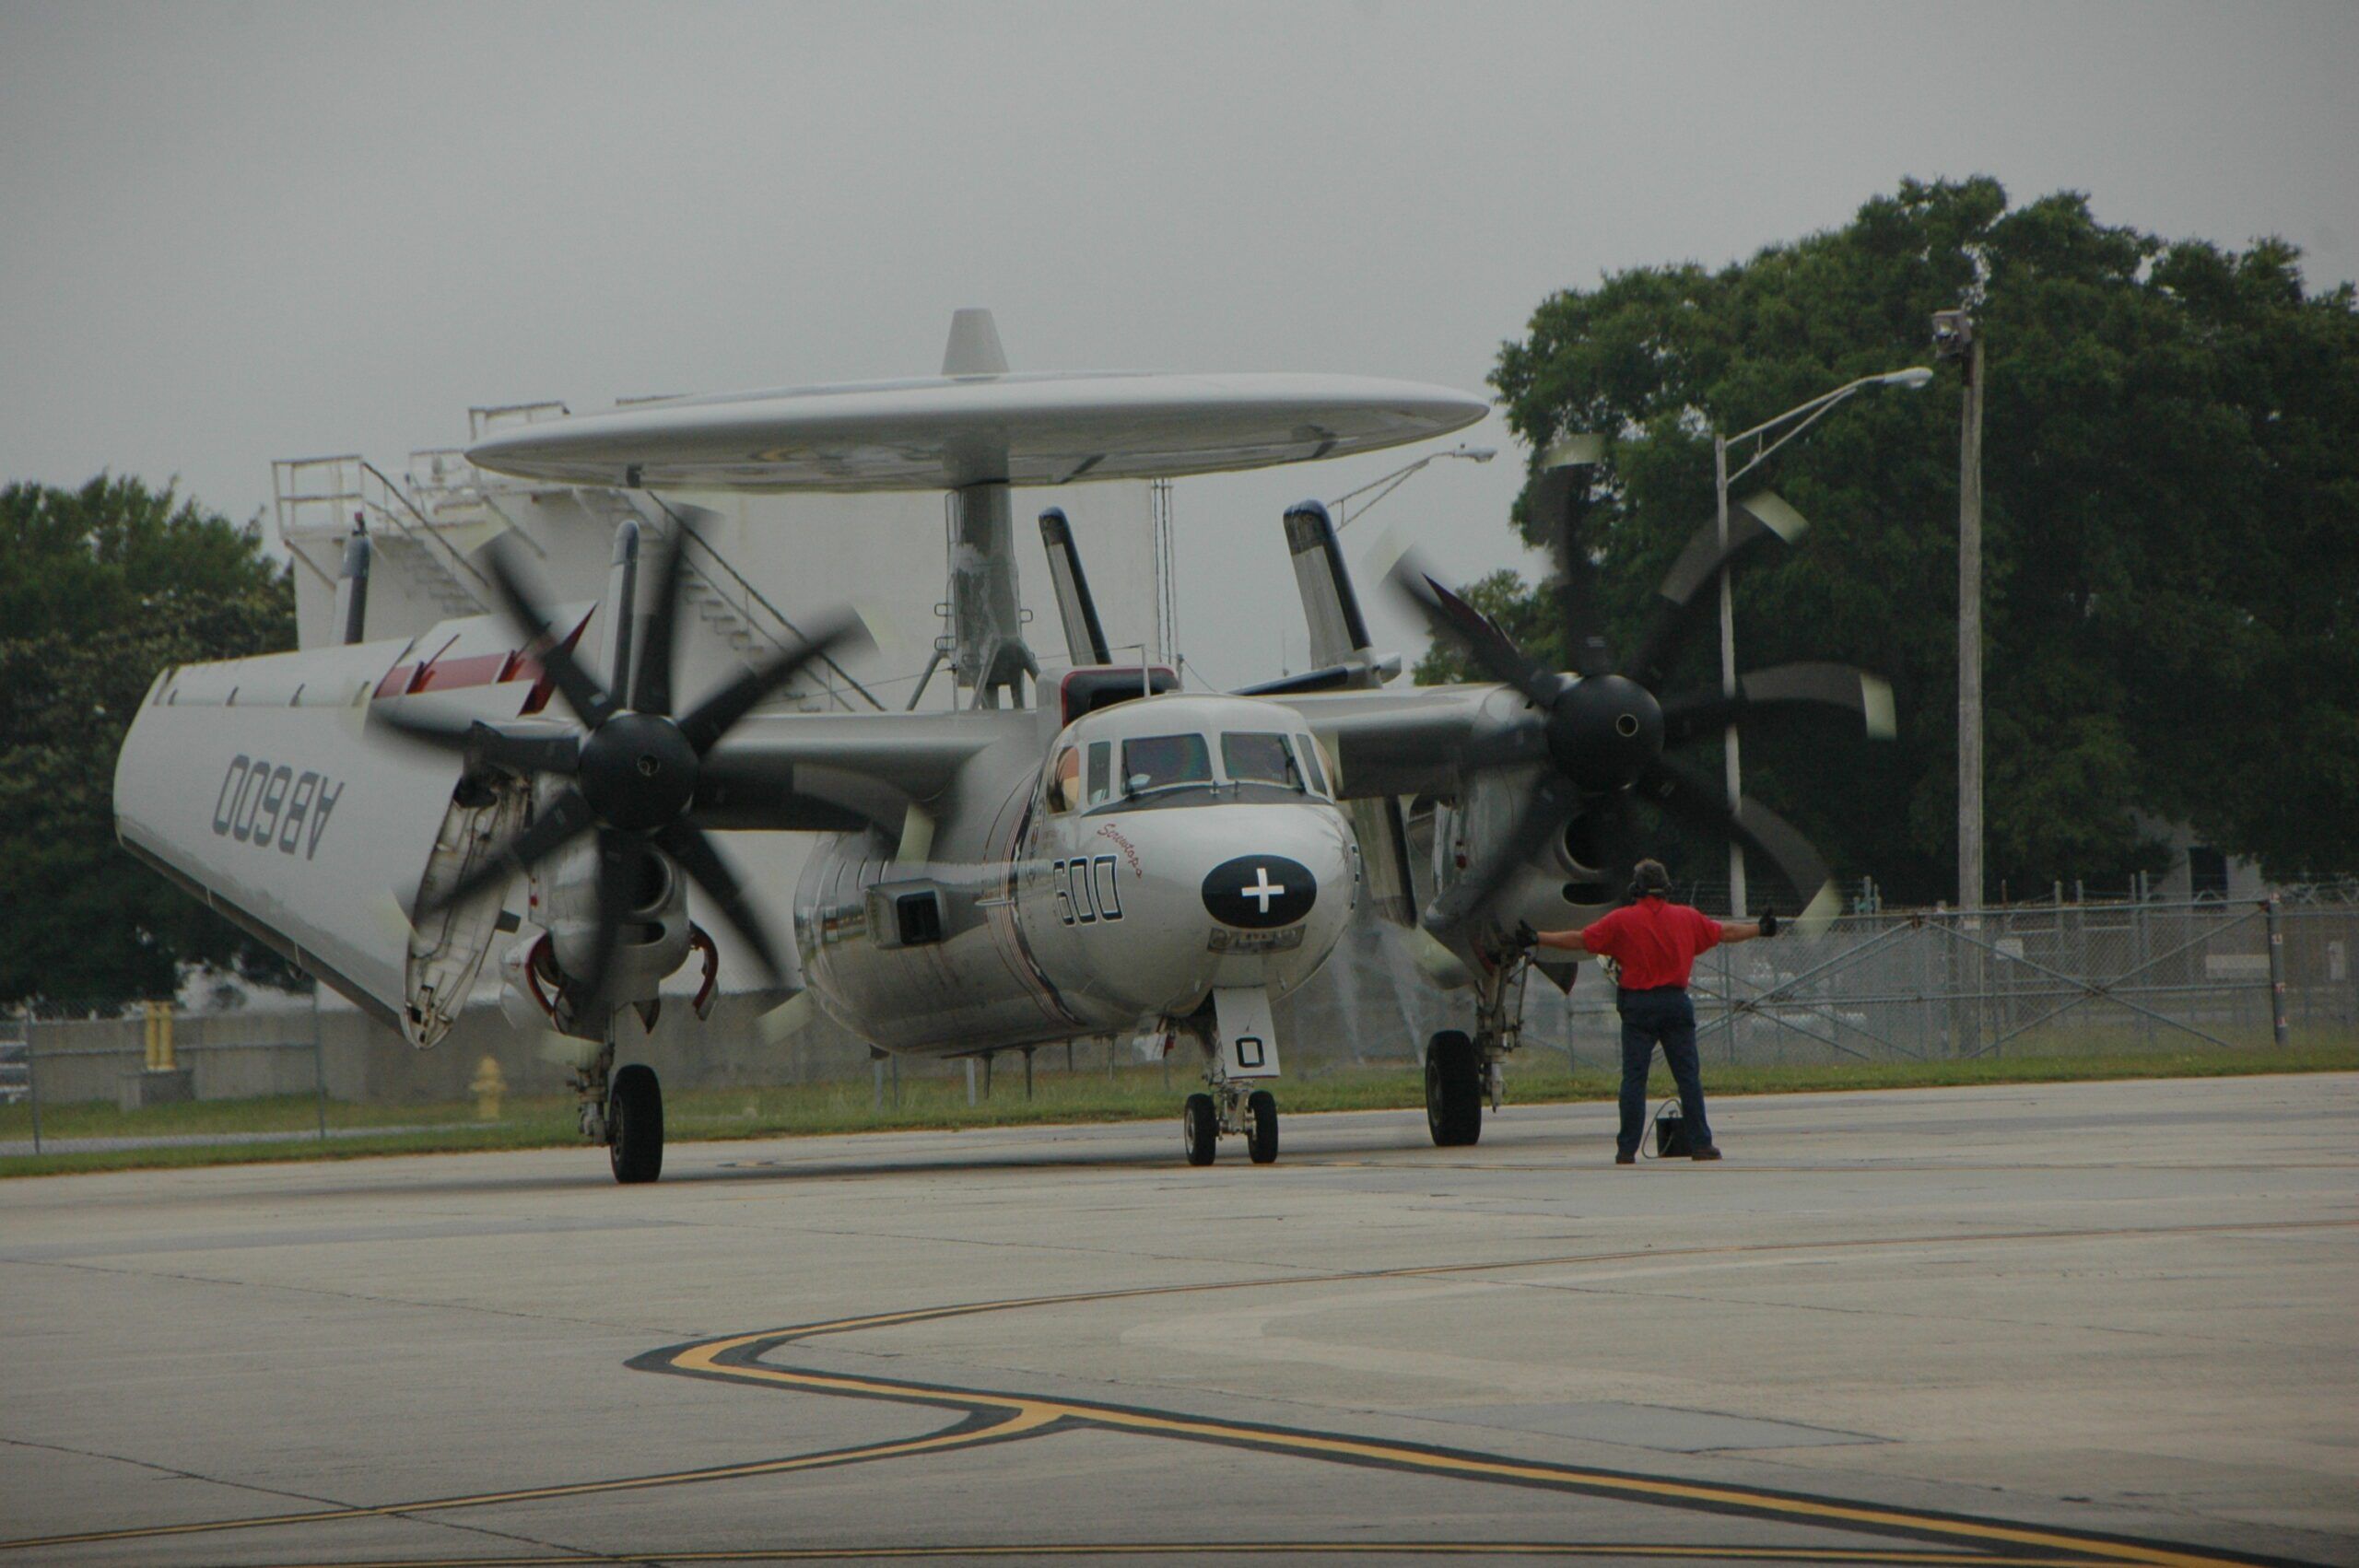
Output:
(1653, 1106), (1690, 1158)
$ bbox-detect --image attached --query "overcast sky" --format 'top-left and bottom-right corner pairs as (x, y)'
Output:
(4, 1), (2353, 688)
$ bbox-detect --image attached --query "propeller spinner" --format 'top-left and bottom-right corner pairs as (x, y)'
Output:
(377, 530), (864, 1022)
(1395, 453), (1892, 935)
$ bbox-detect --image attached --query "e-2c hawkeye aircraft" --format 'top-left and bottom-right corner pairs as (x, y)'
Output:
(114, 313), (1890, 1181)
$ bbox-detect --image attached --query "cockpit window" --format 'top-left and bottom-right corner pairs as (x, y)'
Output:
(1121, 732), (1213, 795)
(1086, 741), (1112, 806)
(1295, 732), (1330, 796)
(1222, 731), (1302, 790)
(1048, 745), (1081, 813)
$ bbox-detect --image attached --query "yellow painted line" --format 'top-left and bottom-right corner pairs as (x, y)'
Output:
(0, 1408), (1060, 1553)
(249, 1547), (2105, 1567)
(7, 1219), (2336, 1562)
(653, 1351), (2276, 1568)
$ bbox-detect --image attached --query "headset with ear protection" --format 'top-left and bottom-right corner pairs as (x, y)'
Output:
(1626, 859), (1672, 902)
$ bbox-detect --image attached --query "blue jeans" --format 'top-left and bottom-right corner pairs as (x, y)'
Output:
(1617, 987), (1712, 1157)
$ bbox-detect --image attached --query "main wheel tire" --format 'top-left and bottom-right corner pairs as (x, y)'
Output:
(1246, 1089), (1278, 1164)
(1182, 1092), (1218, 1165)
(1425, 1030), (1482, 1147)
(608, 1063), (664, 1184)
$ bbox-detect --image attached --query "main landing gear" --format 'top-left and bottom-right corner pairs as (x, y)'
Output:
(1425, 954), (1527, 1148)
(1181, 1082), (1280, 1166)
(575, 1034), (664, 1185)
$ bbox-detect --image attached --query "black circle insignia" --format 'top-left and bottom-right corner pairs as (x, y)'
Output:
(1202, 854), (1317, 930)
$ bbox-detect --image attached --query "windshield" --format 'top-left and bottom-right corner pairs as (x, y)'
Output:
(1222, 731), (1302, 790)
(1121, 732), (1213, 794)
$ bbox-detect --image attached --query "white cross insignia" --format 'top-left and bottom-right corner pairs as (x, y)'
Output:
(1242, 866), (1286, 914)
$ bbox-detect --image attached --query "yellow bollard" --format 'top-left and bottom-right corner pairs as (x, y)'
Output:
(470, 1055), (507, 1121)
(142, 1001), (175, 1071)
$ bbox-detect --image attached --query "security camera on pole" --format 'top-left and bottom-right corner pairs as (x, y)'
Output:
(1710, 367), (1933, 914)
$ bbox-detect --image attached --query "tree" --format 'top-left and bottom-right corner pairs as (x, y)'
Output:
(0, 474), (304, 1009)
(1439, 178), (2359, 904)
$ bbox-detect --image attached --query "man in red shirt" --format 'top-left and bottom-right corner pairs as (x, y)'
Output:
(1530, 859), (1778, 1164)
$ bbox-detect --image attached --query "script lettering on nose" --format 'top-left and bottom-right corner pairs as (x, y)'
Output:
(1203, 854), (1316, 930)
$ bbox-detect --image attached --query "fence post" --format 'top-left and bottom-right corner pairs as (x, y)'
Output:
(312, 993), (328, 1141)
(26, 1009), (41, 1156)
(2264, 896), (2290, 1047)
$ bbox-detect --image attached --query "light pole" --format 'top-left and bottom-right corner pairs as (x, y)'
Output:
(1933, 310), (1984, 916)
(1713, 367), (1932, 914)
(1331, 444), (1496, 530)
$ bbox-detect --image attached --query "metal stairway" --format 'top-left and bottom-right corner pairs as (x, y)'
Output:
(566, 488), (866, 712)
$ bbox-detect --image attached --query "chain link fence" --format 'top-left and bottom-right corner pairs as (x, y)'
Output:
(6, 899), (2353, 1150)
(1541, 899), (2355, 1068)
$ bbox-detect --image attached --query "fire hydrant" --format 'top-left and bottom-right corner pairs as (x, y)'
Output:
(470, 1055), (507, 1121)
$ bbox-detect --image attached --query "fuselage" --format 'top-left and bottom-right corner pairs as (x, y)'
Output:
(792, 693), (1359, 1057)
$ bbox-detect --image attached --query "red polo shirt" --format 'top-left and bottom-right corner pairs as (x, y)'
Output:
(1580, 895), (1724, 989)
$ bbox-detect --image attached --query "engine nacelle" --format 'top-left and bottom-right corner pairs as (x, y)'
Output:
(528, 803), (694, 1034)
(1432, 765), (1623, 957)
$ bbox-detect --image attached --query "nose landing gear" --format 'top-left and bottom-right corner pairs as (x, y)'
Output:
(1180, 1082), (1282, 1165)
(1174, 985), (1285, 1166)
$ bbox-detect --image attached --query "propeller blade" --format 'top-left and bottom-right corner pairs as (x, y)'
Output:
(655, 819), (787, 986)
(1658, 663), (1897, 748)
(1635, 757), (1837, 928)
(1421, 771), (1582, 932)
(373, 708), (581, 778)
(480, 535), (616, 729)
(1389, 558), (1561, 710)
(675, 614), (866, 755)
(569, 826), (637, 1024)
(1622, 492), (1809, 689)
(1530, 462), (1613, 679)
(417, 785), (599, 918)
(631, 526), (690, 717)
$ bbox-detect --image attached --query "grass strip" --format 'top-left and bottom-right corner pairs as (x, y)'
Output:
(4, 1039), (2352, 1179)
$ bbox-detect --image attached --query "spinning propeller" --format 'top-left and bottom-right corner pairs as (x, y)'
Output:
(378, 531), (863, 1019)
(1395, 452), (1893, 935)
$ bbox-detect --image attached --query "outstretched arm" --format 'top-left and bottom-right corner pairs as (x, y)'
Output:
(1719, 908), (1780, 944)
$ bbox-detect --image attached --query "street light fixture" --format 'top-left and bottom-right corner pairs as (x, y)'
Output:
(1331, 443), (1496, 530)
(1713, 367), (1932, 915)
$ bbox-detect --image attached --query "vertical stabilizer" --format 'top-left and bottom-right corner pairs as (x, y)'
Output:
(1038, 509), (1113, 666)
(1270, 498), (1420, 926)
(1283, 499), (1374, 667)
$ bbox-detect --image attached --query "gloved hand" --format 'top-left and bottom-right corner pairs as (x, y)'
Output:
(1514, 919), (1539, 948)
(1758, 908), (1780, 939)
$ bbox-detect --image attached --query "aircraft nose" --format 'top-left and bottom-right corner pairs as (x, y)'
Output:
(1202, 852), (1320, 930)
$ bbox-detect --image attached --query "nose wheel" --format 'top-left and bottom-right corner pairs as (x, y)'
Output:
(1246, 1089), (1279, 1164)
(1180, 1083), (1281, 1165)
(1182, 1093), (1217, 1164)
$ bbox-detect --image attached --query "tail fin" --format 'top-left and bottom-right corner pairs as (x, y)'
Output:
(1038, 508), (1112, 666)
(1284, 498), (1374, 668)
(1272, 499), (1420, 925)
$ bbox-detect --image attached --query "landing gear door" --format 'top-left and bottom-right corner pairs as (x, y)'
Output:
(1211, 986), (1281, 1081)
